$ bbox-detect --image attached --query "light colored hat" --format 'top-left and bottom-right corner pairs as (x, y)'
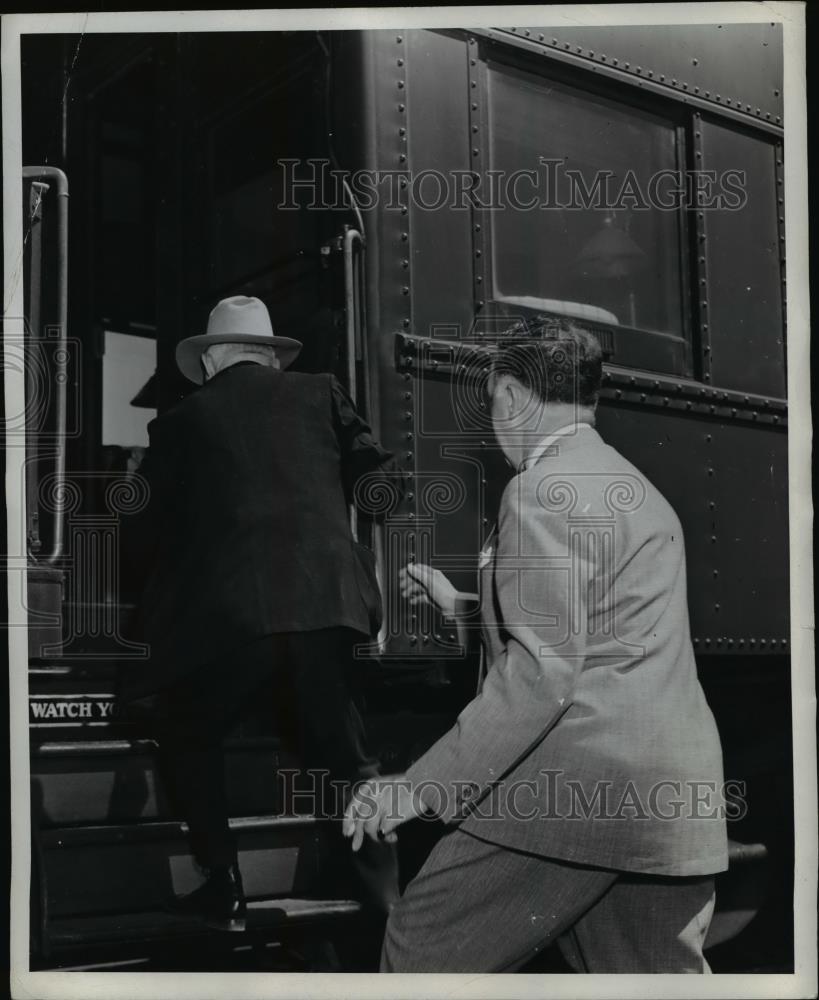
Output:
(175, 295), (302, 384)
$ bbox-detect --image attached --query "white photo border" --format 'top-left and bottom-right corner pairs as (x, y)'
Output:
(4, 4), (814, 999)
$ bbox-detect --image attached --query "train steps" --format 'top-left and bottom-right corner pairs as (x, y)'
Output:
(705, 839), (770, 951)
(32, 827), (769, 970)
(30, 733), (366, 970)
(28, 703), (773, 969)
(31, 810), (364, 970)
(30, 736), (298, 825)
(38, 898), (364, 971)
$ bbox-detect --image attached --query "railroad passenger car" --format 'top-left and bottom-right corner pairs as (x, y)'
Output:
(15, 22), (790, 971)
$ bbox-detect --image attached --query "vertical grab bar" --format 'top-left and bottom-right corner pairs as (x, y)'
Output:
(343, 227), (364, 542)
(25, 181), (49, 557)
(343, 225), (364, 405)
(342, 225), (389, 649)
(22, 167), (69, 565)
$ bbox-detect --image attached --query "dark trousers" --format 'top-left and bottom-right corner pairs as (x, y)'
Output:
(157, 628), (399, 915)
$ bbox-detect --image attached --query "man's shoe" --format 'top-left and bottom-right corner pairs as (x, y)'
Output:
(170, 863), (247, 932)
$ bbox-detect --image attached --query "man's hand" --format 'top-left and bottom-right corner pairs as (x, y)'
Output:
(342, 775), (427, 852)
(399, 563), (458, 618)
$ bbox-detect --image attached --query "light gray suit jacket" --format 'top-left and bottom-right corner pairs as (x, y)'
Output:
(407, 426), (728, 876)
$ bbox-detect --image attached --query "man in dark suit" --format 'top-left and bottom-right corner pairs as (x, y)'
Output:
(120, 295), (399, 934)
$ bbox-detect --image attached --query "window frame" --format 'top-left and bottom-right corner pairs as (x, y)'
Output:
(469, 36), (698, 379)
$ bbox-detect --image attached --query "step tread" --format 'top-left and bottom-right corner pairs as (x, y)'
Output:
(32, 736), (283, 755)
(40, 821), (765, 857)
(48, 897), (362, 947)
(726, 840), (768, 865)
(40, 814), (318, 847)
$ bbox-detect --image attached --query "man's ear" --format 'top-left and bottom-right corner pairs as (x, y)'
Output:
(508, 377), (534, 418)
(200, 348), (216, 380)
(505, 380), (516, 417)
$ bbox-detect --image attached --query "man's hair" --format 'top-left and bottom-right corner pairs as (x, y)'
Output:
(489, 316), (603, 408)
(202, 342), (280, 372)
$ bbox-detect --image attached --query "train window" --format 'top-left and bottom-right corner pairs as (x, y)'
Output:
(484, 60), (688, 374)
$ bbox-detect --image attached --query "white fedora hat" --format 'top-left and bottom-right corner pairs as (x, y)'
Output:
(175, 295), (302, 384)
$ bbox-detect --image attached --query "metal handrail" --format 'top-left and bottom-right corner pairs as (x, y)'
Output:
(342, 226), (363, 407)
(342, 226), (389, 651)
(22, 167), (69, 565)
(25, 180), (48, 556)
(343, 227), (364, 542)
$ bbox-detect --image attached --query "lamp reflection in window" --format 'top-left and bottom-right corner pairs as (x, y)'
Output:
(570, 210), (647, 327)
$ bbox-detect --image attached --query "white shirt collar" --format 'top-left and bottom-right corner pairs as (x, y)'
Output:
(519, 422), (593, 472)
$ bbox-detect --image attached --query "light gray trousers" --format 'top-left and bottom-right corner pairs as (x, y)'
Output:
(382, 829), (715, 973)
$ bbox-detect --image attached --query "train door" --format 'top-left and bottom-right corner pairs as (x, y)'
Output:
(23, 30), (367, 673)
(22, 31), (379, 969)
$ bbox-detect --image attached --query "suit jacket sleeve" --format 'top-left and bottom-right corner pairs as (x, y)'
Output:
(447, 592), (481, 659)
(119, 416), (172, 597)
(330, 375), (401, 507)
(405, 474), (590, 823)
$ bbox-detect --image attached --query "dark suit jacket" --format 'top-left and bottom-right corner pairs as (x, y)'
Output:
(120, 363), (396, 698)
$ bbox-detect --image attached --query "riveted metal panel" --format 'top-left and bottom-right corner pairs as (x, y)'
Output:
(596, 401), (788, 651)
(495, 23), (783, 130)
(689, 118), (711, 383)
(391, 359), (789, 656)
(358, 31), (415, 470)
(357, 27), (789, 663)
(353, 32), (417, 662)
(371, 30), (510, 659)
(698, 119), (785, 398)
(404, 30), (493, 651)
(396, 333), (788, 651)
(404, 30), (474, 340)
(394, 367), (512, 660)
(466, 35), (490, 318)
(598, 367), (786, 426)
(359, 30), (476, 660)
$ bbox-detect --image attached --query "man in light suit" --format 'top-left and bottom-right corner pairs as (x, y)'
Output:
(344, 319), (728, 973)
